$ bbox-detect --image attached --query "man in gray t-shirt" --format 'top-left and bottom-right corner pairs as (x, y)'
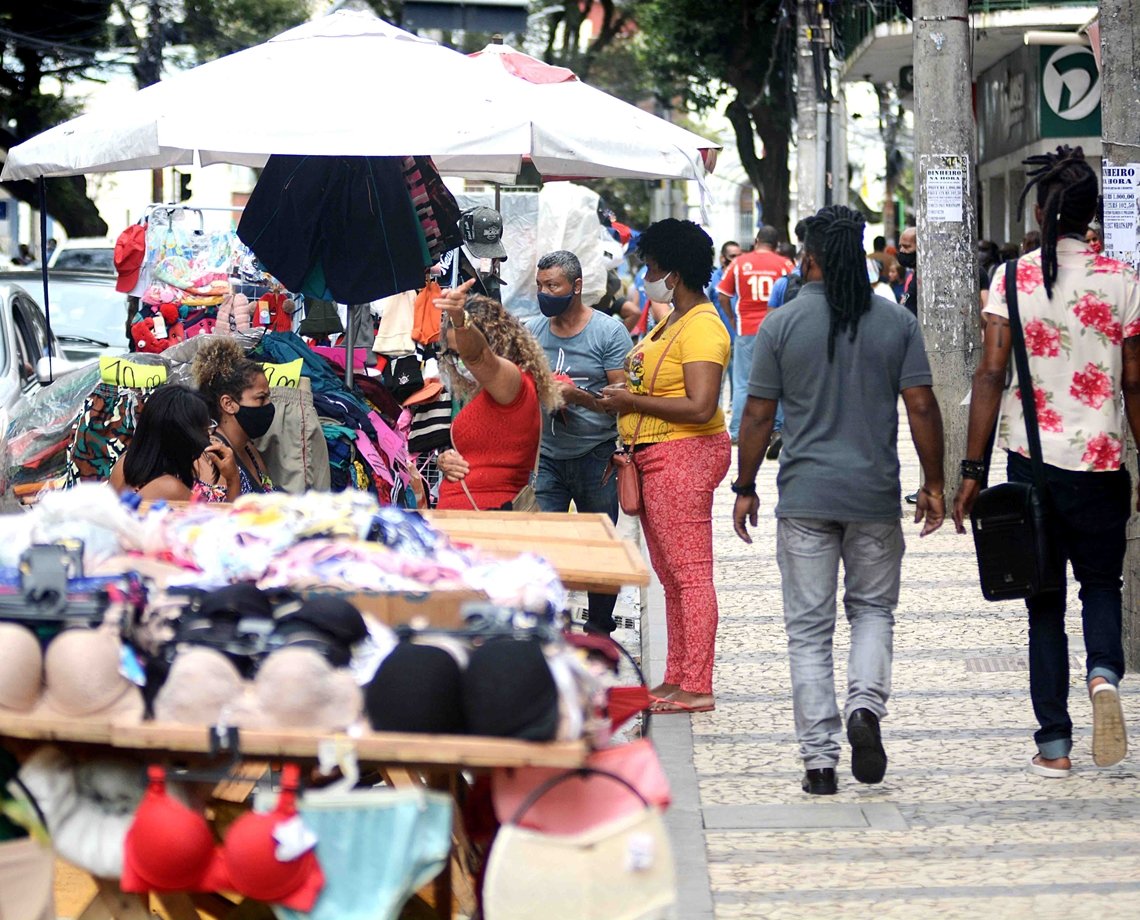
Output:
(527, 250), (633, 634)
(730, 206), (946, 796)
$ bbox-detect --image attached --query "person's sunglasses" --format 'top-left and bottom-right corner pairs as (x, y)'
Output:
(207, 419), (219, 436)
(440, 348), (460, 360)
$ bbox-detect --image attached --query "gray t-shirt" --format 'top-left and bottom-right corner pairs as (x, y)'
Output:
(527, 310), (633, 460)
(749, 282), (933, 521)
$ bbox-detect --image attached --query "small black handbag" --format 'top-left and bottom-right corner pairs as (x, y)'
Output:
(970, 260), (1065, 601)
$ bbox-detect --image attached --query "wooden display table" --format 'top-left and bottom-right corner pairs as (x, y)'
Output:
(0, 710), (589, 920)
(426, 510), (648, 593)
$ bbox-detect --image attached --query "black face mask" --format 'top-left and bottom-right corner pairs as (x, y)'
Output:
(537, 290), (575, 317)
(896, 250), (917, 270)
(235, 403), (275, 440)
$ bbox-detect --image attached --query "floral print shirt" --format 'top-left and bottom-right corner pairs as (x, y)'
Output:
(984, 238), (1140, 472)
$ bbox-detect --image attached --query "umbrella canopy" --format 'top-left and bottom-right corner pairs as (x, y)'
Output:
(1, 13), (718, 185)
(466, 44), (719, 182)
(1, 12), (534, 182)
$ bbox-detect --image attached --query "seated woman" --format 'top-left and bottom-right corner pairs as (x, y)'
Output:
(434, 279), (562, 510)
(192, 338), (276, 495)
(110, 384), (240, 502)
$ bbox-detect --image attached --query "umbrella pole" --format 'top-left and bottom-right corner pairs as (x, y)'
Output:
(343, 304), (354, 388)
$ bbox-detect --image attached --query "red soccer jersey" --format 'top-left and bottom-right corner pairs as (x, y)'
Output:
(716, 250), (794, 335)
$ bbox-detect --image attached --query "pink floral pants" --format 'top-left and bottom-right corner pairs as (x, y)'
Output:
(636, 432), (731, 694)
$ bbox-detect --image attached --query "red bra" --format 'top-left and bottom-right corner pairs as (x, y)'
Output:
(121, 763), (323, 909)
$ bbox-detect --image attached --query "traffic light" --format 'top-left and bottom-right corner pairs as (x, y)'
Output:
(178, 171), (192, 202)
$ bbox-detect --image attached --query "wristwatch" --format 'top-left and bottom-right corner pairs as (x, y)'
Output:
(731, 480), (757, 497)
(960, 459), (986, 480)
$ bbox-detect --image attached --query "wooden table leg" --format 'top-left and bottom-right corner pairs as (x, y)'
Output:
(80, 880), (151, 920)
(427, 772), (455, 920)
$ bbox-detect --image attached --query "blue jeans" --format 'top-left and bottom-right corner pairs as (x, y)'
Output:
(729, 334), (755, 439)
(536, 441), (619, 632)
(776, 517), (904, 769)
(1007, 453), (1130, 759)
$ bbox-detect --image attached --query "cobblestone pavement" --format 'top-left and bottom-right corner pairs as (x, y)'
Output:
(672, 423), (1140, 919)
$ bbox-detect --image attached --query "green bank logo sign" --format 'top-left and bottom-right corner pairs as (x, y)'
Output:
(1040, 46), (1101, 137)
(1042, 46), (1100, 120)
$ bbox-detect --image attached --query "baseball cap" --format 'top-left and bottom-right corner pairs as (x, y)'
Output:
(461, 207), (508, 261)
(114, 224), (146, 293)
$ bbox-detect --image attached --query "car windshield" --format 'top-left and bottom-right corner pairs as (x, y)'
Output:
(31, 278), (129, 349)
(52, 249), (116, 273)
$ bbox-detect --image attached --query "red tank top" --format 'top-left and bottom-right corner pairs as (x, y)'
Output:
(437, 371), (540, 510)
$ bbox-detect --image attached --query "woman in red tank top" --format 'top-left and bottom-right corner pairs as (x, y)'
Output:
(433, 281), (563, 510)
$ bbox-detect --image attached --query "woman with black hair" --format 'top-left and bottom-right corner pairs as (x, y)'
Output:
(600, 218), (731, 715)
(192, 339), (276, 495)
(110, 384), (240, 502)
(955, 145), (1140, 776)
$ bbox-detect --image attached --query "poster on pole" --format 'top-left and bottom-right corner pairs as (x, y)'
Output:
(925, 158), (965, 223)
(1101, 161), (1140, 267)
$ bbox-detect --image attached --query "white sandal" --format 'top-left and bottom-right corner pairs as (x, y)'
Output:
(1028, 755), (1071, 778)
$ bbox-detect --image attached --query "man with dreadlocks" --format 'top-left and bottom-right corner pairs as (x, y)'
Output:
(732, 205), (946, 795)
(954, 145), (1140, 776)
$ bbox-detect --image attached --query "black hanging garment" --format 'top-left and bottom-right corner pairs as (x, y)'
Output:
(237, 155), (429, 304)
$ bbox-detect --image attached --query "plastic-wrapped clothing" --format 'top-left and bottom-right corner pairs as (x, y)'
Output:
(65, 382), (157, 485)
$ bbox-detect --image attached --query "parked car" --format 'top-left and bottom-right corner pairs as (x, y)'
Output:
(0, 278), (73, 413)
(0, 271), (131, 362)
(48, 237), (117, 274)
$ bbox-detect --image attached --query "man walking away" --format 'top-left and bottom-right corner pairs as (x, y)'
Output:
(732, 205), (946, 795)
(528, 250), (634, 634)
(717, 226), (793, 446)
(954, 145), (1140, 776)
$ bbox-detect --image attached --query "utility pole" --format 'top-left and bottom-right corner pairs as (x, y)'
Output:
(1100, 0), (1140, 670)
(796, 0), (822, 221)
(912, 0), (979, 495)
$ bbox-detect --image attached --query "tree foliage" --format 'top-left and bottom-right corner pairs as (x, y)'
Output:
(638, 0), (796, 237)
(0, 3), (114, 236)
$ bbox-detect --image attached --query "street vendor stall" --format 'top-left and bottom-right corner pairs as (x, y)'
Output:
(0, 489), (655, 920)
(0, 10), (701, 918)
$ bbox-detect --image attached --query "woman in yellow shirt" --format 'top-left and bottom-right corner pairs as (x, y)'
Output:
(601, 219), (732, 714)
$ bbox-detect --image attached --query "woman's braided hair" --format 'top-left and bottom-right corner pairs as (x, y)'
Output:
(1015, 144), (1098, 300)
(803, 205), (873, 361)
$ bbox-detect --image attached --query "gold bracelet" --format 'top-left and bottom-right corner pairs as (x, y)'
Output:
(921, 486), (945, 500)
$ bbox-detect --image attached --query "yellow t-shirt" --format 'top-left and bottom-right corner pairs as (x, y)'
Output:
(618, 303), (731, 445)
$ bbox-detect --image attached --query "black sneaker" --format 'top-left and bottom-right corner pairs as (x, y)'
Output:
(847, 708), (888, 784)
(801, 767), (838, 795)
(766, 432), (784, 461)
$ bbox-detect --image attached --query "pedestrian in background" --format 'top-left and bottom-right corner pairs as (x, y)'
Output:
(717, 226), (793, 447)
(954, 145), (1140, 776)
(733, 205), (945, 796)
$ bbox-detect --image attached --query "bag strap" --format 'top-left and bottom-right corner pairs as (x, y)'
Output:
(1004, 259), (1048, 488)
(626, 309), (697, 448)
(506, 766), (651, 826)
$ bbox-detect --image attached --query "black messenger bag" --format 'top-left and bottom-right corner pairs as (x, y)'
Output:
(970, 260), (1065, 601)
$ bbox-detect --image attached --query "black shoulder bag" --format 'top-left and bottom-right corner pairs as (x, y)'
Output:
(969, 260), (1065, 601)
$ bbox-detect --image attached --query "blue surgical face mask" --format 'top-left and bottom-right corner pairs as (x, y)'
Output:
(537, 290), (575, 317)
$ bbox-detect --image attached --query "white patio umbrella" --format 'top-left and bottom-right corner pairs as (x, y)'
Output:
(0, 11), (535, 182)
(464, 43), (719, 183)
(1, 13), (718, 185)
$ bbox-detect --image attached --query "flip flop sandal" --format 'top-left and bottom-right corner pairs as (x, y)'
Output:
(1091, 683), (1128, 767)
(1028, 755), (1071, 778)
(648, 694), (715, 715)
